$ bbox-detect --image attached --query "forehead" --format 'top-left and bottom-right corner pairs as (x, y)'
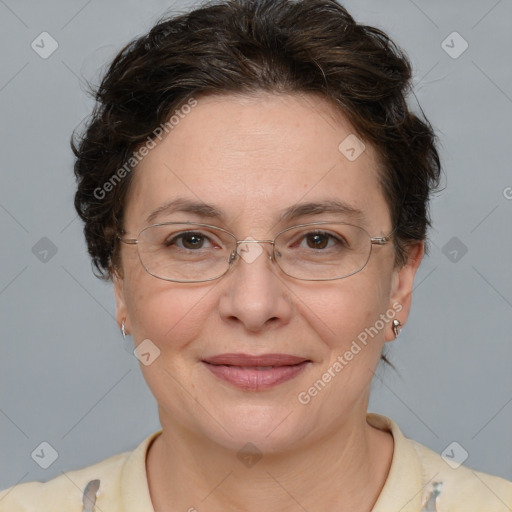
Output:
(124, 92), (390, 233)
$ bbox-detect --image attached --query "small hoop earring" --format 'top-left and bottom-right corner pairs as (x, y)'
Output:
(392, 319), (402, 339)
(121, 320), (126, 339)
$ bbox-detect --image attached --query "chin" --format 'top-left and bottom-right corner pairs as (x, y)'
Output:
(197, 400), (312, 454)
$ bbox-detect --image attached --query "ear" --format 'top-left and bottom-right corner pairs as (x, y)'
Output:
(113, 274), (129, 334)
(385, 241), (424, 342)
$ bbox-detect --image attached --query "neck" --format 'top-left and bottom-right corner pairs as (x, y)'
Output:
(146, 410), (394, 512)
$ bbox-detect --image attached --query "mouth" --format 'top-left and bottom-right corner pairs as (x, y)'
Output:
(201, 353), (311, 390)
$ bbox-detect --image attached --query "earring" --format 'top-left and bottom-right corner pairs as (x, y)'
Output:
(121, 320), (126, 339)
(392, 319), (402, 339)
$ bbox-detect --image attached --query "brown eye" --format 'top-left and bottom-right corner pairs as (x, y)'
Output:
(296, 231), (346, 251)
(305, 233), (329, 249)
(165, 231), (212, 250)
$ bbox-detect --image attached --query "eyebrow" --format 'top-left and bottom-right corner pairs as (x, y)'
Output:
(145, 197), (365, 225)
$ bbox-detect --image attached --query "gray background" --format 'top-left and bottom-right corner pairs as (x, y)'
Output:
(1, 0), (511, 491)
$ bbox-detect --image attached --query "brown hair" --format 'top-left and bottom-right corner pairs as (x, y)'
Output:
(72, 0), (441, 320)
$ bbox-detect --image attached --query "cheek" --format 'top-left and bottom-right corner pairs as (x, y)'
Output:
(124, 275), (211, 354)
(297, 271), (391, 351)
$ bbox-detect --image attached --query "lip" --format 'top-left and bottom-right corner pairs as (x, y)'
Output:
(202, 353), (311, 391)
(203, 353), (308, 366)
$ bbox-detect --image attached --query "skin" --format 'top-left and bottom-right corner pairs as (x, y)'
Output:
(114, 92), (424, 512)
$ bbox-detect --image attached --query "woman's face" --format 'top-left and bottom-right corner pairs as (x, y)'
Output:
(115, 92), (422, 452)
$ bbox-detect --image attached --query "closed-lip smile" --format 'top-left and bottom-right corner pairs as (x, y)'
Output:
(202, 353), (311, 390)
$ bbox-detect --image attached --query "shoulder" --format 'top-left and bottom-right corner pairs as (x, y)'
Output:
(367, 412), (512, 511)
(411, 439), (512, 511)
(0, 450), (129, 512)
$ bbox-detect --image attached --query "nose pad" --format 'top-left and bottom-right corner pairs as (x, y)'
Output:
(227, 244), (276, 266)
(272, 248), (282, 262)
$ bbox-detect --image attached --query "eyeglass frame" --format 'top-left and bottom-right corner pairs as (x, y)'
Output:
(118, 221), (395, 283)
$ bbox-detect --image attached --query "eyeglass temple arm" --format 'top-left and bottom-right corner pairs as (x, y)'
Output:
(118, 236), (138, 245)
(371, 229), (395, 245)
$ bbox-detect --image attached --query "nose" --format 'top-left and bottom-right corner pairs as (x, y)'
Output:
(218, 240), (292, 332)
(228, 239), (275, 264)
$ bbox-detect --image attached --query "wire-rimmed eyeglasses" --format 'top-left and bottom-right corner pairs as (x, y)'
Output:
(118, 221), (394, 283)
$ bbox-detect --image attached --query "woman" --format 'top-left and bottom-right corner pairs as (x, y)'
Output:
(1, 0), (510, 510)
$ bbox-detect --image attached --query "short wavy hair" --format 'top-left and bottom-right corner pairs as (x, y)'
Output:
(72, 0), (441, 282)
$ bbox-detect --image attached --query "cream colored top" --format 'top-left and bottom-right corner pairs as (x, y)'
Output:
(1, 413), (510, 511)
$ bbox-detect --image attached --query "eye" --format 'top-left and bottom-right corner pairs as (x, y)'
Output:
(165, 231), (215, 250)
(303, 232), (330, 250)
(298, 231), (346, 250)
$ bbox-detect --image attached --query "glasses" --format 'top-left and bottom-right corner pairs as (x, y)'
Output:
(118, 221), (394, 283)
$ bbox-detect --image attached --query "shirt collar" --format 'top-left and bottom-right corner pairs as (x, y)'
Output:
(120, 413), (424, 512)
(367, 412), (424, 511)
(121, 429), (162, 512)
